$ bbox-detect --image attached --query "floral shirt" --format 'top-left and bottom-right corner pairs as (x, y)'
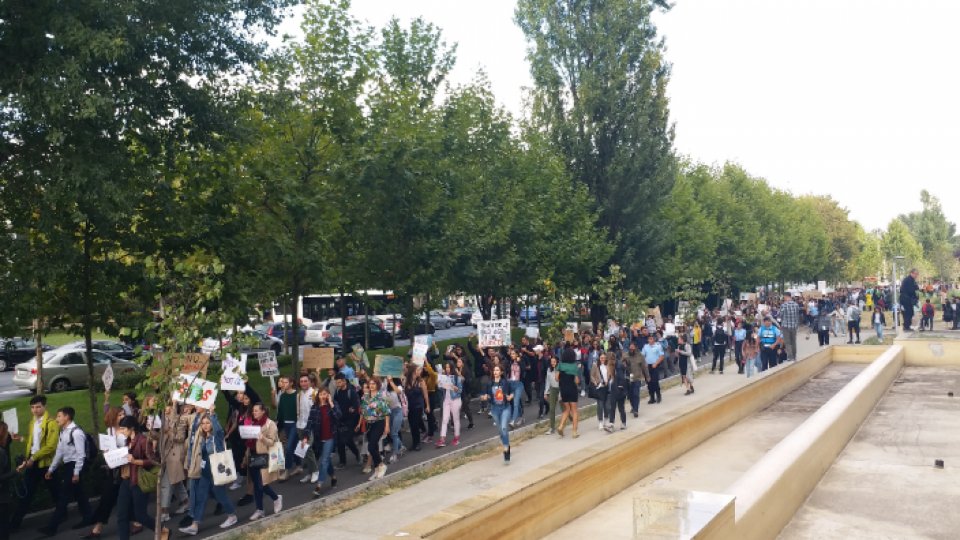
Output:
(359, 394), (390, 423)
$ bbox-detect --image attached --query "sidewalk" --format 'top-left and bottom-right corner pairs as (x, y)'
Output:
(286, 337), (824, 540)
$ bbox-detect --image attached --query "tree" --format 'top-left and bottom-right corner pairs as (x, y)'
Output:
(515, 0), (676, 301)
(882, 219), (928, 275)
(802, 195), (862, 283)
(898, 190), (958, 280)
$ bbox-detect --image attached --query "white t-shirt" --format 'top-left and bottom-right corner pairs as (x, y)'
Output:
(297, 388), (315, 429)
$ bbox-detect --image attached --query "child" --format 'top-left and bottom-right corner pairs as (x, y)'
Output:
(920, 299), (935, 331)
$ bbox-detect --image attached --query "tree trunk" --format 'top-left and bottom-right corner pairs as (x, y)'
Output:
(290, 277), (301, 376)
(34, 319), (44, 395)
(81, 227), (102, 434)
(279, 294), (289, 356)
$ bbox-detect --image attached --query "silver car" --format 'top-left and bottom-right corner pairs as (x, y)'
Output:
(13, 349), (141, 393)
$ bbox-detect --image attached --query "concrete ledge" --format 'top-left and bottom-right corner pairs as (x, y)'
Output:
(393, 348), (834, 540)
(723, 344), (905, 540)
(897, 337), (960, 366)
(633, 490), (735, 539)
(831, 344), (889, 363)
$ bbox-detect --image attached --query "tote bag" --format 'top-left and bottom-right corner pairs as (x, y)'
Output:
(210, 449), (238, 486)
(267, 440), (285, 473)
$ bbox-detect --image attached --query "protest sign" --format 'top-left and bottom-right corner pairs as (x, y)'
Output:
(239, 425), (261, 440)
(258, 351), (279, 377)
(99, 434), (117, 451)
(102, 363), (114, 392)
(104, 447), (130, 469)
(411, 335), (430, 365)
(437, 374), (456, 391)
(477, 319), (511, 348)
(525, 326), (540, 338)
(179, 353), (209, 377)
(647, 307), (663, 327)
(294, 440), (309, 459)
(563, 328), (575, 343)
(2, 409), (17, 436)
(302, 347), (334, 372)
(220, 354), (247, 392)
(171, 374), (218, 409)
(373, 355), (404, 378)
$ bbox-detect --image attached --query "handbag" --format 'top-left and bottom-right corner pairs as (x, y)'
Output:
(137, 465), (160, 493)
(248, 453), (268, 469)
(267, 441), (285, 473)
(210, 449), (238, 486)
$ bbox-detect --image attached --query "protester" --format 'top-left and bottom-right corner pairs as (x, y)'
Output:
(0, 421), (14, 540)
(115, 416), (164, 540)
(742, 325), (760, 378)
(900, 268), (920, 331)
(590, 352), (612, 430)
(436, 362), (463, 447)
(359, 378), (391, 480)
(846, 302), (862, 344)
(333, 373), (363, 464)
(244, 403), (282, 520)
(384, 377), (406, 462)
(180, 410), (238, 535)
(710, 320), (727, 374)
(81, 407), (132, 539)
(626, 342), (650, 416)
(872, 306), (887, 340)
(481, 364), (513, 462)
(271, 375), (300, 481)
(607, 352), (630, 431)
(543, 355), (561, 434)
(403, 365), (429, 452)
(40, 407), (94, 537)
(815, 302), (832, 347)
(642, 335), (665, 404)
(557, 343), (580, 438)
(779, 292), (801, 361)
(10, 395), (61, 533)
(305, 386), (340, 496)
(677, 334), (694, 394)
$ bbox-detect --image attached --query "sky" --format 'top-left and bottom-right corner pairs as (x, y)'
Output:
(277, 0), (960, 232)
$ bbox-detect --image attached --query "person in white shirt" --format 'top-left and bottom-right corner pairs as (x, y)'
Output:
(296, 374), (316, 483)
(40, 407), (93, 536)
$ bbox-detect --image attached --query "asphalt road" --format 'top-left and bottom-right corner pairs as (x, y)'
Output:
(10, 390), (556, 540)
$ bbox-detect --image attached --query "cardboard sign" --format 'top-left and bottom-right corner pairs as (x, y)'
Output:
(258, 351), (279, 377)
(180, 353), (209, 377)
(647, 307), (663, 327)
(412, 335), (430, 365)
(99, 433), (118, 451)
(373, 355), (404, 378)
(351, 343), (369, 371)
(563, 328), (575, 343)
(104, 447), (130, 469)
(239, 425), (261, 440)
(302, 347), (334, 371)
(220, 354), (247, 392)
(2, 409), (17, 436)
(102, 363), (114, 392)
(171, 374), (218, 409)
(477, 319), (511, 348)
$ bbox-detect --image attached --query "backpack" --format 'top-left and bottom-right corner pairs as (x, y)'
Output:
(68, 427), (98, 471)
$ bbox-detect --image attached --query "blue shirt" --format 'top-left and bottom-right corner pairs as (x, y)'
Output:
(339, 365), (356, 380)
(734, 328), (747, 342)
(641, 343), (664, 365)
(758, 325), (781, 347)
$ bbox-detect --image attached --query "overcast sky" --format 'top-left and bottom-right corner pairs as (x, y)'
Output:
(278, 0), (959, 232)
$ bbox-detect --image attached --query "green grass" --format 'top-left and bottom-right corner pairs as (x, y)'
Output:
(39, 329), (113, 347)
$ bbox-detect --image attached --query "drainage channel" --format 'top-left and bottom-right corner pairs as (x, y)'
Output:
(546, 362), (867, 540)
(779, 365), (960, 540)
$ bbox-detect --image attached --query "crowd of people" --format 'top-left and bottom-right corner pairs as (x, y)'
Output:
(2, 276), (958, 540)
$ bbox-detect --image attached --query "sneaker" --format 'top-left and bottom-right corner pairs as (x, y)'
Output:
(178, 515), (193, 528)
(248, 510), (264, 521)
(620, 423), (626, 430)
(178, 524), (198, 536)
(516, 417), (524, 426)
(604, 423), (614, 433)
(313, 485), (324, 497)
(299, 474), (312, 484)
(160, 514), (170, 523)
(598, 423), (604, 431)
(435, 438), (446, 448)
(376, 463), (387, 479)
(310, 471), (319, 483)
(362, 464), (372, 474)
(486, 411), (493, 418)
(278, 470), (288, 482)
(228, 479), (242, 491)
(273, 495), (283, 514)
(545, 428), (555, 435)
(580, 390), (586, 397)
(388, 454), (397, 464)
(219, 515), (238, 529)
(174, 503), (189, 515)
(452, 437), (460, 446)
(422, 436), (432, 444)
(368, 469), (378, 481)
(291, 466), (303, 476)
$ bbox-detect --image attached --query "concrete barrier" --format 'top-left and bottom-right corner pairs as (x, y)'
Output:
(722, 344), (905, 540)
(393, 348), (835, 540)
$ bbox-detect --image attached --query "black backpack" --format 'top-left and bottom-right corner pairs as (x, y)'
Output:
(68, 427), (98, 472)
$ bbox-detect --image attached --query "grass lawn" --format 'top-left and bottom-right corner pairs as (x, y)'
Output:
(42, 329), (114, 347)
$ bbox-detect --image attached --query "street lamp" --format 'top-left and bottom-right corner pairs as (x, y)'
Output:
(893, 255), (905, 334)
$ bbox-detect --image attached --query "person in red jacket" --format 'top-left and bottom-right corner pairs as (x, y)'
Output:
(920, 299), (935, 331)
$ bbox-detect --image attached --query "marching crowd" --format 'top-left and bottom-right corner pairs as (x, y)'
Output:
(2, 275), (958, 540)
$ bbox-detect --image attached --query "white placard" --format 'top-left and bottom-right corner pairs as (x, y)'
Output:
(525, 326), (540, 338)
(258, 351), (279, 377)
(437, 374), (456, 391)
(412, 335), (430, 365)
(171, 374), (218, 409)
(477, 319), (511, 348)
(2, 409), (18, 436)
(99, 433), (118, 451)
(239, 425), (261, 440)
(102, 363), (114, 392)
(294, 440), (309, 459)
(103, 447), (130, 469)
(220, 354), (247, 391)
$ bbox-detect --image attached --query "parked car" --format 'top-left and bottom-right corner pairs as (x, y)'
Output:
(0, 338), (54, 371)
(375, 314), (404, 334)
(58, 340), (138, 361)
(324, 322), (395, 352)
(471, 311), (483, 327)
(304, 321), (337, 347)
(13, 349), (141, 393)
(201, 329), (283, 356)
(449, 307), (477, 326)
(519, 306), (553, 324)
(256, 322), (307, 345)
(396, 321), (437, 339)
(427, 310), (455, 330)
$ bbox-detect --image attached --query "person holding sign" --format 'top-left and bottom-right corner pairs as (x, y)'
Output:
(271, 376), (300, 481)
(80, 407), (138, 540)
(435, 362), (464, 448)
(114, 416), (165, 540)
(242, 403), (282, 520)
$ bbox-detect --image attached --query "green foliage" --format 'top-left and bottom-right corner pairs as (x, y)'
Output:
(897, 190), (958, 280)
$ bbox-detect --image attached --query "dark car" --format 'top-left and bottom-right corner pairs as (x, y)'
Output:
(450, 307), (477, 326)
(396, 321), (437, 340)
(58, 340), (139, 361)
(256, 322), (307, 345)
(0, 338), (54, 371)
(324, 322), (395, 352)
(519, 305), (553, 324)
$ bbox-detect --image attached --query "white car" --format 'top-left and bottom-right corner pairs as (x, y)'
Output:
(201, 329), (282, 356)
(305, 321), (337, 347)
(13, 349), (140, 393)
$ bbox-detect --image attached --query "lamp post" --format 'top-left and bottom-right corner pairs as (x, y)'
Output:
(893, 255), (905, 334)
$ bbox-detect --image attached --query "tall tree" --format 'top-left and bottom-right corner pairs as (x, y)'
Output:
(515, 0), (676, 303)
(898, 190), (958, 280)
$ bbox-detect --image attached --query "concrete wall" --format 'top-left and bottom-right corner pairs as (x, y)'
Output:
(394, 348), (835, 540)
(722, 345), (905, 540)
(898, 338), (960, 367)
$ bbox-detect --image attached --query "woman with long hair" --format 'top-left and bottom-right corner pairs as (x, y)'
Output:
(677, 334), (694, 395)
(742, 324), (760, 378)
(179, 411), (238, 535)
(158, 403), (189, 523)
(481, 364), (513, 463)
(436, 362), (463, 448)
(115, 417), (166, 540)
(82, 407), (137, 539)
(244, 403), (282, 520)
(557, 343), (580, 438)
(359, 379), (391, 480)
(403, 364), (429, 451)
(590, 352), (612, 431)
(305, 386), (340, 497)
(543, 354), (560, 435)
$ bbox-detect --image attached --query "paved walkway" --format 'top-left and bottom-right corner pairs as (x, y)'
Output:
(288, 336), (825, 540)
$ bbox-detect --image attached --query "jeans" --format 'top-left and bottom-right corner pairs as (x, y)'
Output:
(493, 405), (511, 447)
(282, 422), (299, 470)
(116, 482), (152, 540)
(389, 407), (404, 454)
(782, 327), (798, 360)
(607, 386), (627, 425)
(49, 462), (93, 532)
(629, 380), (642, 413)
(734, 340), (744, 368)
(248, 463), (278, 511)
(188, 466), (236, 523)
(875, 323), (883, 340)
(595, 386), (609, 424)
(510, 380), (523, 422)
(746, 353), (758, 378)
(314, 438), (335, 484)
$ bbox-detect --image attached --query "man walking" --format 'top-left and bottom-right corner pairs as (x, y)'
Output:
(9, 395), (60, 532)
(40, 407), (93, 536)
(626, 342), (649, 417)
(779, 292), (801, 361)
(642, 335), (665, 404)
(757, 317), (783, 372)
(900, 268), (920, 331)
